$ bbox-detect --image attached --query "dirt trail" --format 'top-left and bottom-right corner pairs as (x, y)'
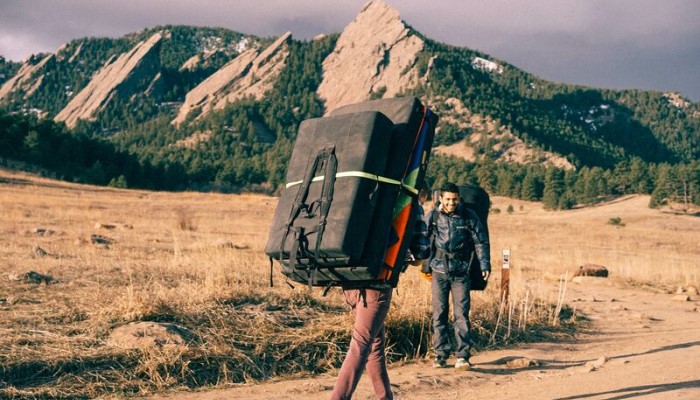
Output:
(147, 279), (700, 400)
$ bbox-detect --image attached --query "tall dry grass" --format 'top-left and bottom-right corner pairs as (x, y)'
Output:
(1, 169), (697, 398)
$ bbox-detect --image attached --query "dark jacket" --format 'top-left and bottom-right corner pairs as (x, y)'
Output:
(422, 203), (491, 275)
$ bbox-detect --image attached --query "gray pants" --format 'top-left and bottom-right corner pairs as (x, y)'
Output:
(431, 270), (472, 359)
(330, 287), (393, 400)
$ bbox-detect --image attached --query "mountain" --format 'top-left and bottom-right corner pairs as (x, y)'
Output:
(317, 1), (424, 113)
(0, 1), (697, 207)
(55, 33), (164, 128)
(172, 32), (292, 126)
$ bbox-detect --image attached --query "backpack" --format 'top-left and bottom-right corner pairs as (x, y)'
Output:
(425, 185), (490, 291)
(265, 97), (439, 292)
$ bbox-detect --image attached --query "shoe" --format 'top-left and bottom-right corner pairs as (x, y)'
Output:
(433, 357), (447, 368)
(455, 357), (471, 370)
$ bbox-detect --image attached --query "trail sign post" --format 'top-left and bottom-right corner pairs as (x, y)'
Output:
(501, 249), (510, 304)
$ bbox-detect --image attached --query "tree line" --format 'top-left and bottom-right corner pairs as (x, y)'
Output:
(2, 106), (697, 210)
(427, 154), (700, 210)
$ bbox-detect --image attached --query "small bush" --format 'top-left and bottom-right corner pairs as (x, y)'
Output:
(608, 217), (625, 227)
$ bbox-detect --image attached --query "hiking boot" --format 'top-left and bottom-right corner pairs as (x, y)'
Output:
(433, 357), (447, 368)
(455, 357), (471, 370)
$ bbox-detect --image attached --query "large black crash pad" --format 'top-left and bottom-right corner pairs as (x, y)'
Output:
(265, 97), (438, 288)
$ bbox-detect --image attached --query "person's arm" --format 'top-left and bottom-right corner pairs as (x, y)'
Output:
(466, 209), (491, 279)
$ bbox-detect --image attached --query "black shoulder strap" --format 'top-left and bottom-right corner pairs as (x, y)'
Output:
(430, 208), (438, 230)
(277, 146), (337, 289)
(428, 209), (438, 257)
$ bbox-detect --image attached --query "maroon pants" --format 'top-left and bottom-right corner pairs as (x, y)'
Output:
(330, 287), (393, 400)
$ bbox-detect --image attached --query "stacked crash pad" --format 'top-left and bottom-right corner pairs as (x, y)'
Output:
(265, 97), (438, 289)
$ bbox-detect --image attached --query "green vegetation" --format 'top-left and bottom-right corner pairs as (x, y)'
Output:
(427, 154), (700, 209)
(0, 109), (183, 189)
(0, 56), (20, 86)
(608, 217), (625, 227)
(412, 39), (698, 167)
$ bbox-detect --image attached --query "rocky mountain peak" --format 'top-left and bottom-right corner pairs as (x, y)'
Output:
(172, 32), (292, 126)
(54, 33), (163, 128)
(317, 0), (424, 113)
(0, 53), (54, 101)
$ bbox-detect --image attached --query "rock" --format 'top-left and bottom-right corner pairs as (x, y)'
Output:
(106, 321), (195, 349)
(94, 223), (117, 230)
(8, 271), (55, 285)
(572, 264), (609, 278)
(33, 245), (48, 257)
(0, 53), (55, 100)
(673, 294), (690, 302)
(686, 286), (699, 296)
(317, 1), (424, 113)
(584, 356), (608, 371)
(28, 227), (56, 236)
(55, 33), (163, 128)
(506, 358), (540, 368)
(172, 32), (292, 125)
(90, 234), (114, 245)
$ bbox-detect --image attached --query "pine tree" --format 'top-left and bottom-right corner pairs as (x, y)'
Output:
(543, 168), (564, 210)
(629, 157), (651, 194)
(650, 164), (674, 207)
(520, 171), (539, 201)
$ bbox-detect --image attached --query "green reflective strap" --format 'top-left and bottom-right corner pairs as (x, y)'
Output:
(285, 171), (418, 195)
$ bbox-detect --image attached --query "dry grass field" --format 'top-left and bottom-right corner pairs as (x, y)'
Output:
(1, 167), (698, 399)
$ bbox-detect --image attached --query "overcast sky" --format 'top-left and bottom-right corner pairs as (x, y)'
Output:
(1, 0), (698, 101)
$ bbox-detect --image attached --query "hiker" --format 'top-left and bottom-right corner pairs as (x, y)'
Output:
(330, 201), (430, 400)
(422, 182), (491, 370)
(418, 186), (428, 205)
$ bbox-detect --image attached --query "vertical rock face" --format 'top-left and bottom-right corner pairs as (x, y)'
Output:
(0, 54), (54, 101)
(317, 0), (424, 113)
(54, 33), (163, 128)
(172, 32), (292, 126)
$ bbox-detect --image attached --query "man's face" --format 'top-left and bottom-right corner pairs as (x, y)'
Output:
(440, 191), (459, 214)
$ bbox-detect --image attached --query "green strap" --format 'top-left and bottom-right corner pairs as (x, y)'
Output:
(285, 171), (418, 195)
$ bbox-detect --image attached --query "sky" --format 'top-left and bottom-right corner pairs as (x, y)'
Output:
(1, 0), (699, 102)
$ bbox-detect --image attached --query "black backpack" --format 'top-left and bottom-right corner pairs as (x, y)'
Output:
(426, 185), (490, 290)
(265, 97), (438, 292)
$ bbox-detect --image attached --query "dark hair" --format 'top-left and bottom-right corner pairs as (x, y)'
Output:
(440, 182), (459, 195)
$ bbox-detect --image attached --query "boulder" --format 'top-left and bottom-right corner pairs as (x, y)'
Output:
(90, 234), (114, 245)
(572, 264), (609, 278)
(106, 321), (195, 349)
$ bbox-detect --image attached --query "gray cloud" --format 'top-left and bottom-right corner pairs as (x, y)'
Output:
(1, 0), (698, 101)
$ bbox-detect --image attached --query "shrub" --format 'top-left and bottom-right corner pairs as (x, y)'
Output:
(608, 217), (625, 227)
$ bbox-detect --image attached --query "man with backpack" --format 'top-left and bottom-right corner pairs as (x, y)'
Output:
(422, 182), (491, 370)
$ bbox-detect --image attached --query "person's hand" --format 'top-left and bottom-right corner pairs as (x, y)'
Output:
(482, 271), (490, 280)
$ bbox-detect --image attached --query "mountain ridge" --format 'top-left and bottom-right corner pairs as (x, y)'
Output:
(0, 1), (697, 205)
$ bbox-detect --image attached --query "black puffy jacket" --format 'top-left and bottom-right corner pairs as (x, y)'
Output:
(424, 204), (491, 275)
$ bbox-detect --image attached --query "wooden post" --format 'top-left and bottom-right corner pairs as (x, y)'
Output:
(501, 249), (510, 305)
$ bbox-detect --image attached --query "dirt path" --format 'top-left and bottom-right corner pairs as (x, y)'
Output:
(148, 279), (700, 400)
